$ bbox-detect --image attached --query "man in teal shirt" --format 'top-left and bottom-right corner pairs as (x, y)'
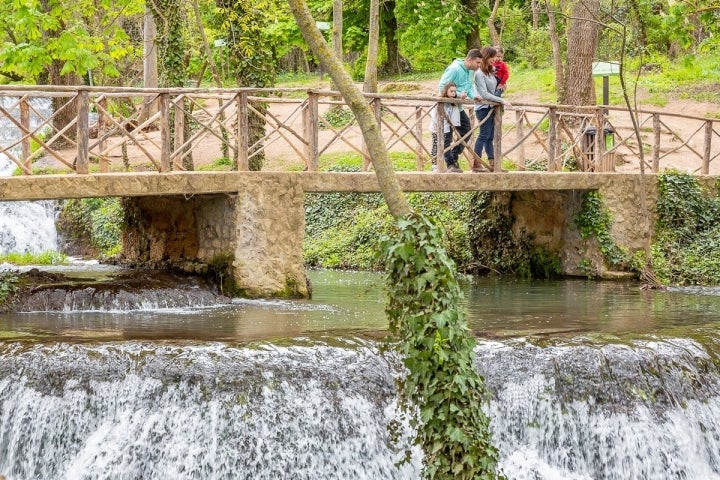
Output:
(436, 49), (482, 172)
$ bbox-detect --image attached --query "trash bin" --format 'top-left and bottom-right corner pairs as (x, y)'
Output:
(582, 125), (615, 171)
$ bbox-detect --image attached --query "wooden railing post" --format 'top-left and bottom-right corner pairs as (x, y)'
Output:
(98, 97), (109, 172)
(76, 90), (90, 174)
(703, 120), (712, 175)
(652, 113), (661, 173)
(547, 107), (558, 171)
(20, 97), (30, 171)
(174, 95), (185, 170)
(303, 90), (319, 171)
(515, 109), (525, 170)
(236, 92), (249, 171)
(415, 106), (424, 171)
(594, 108), (611, 172)
(159, 93), (171, 172)
(435, 100), (446, 172)
(493, 105), (503, 172)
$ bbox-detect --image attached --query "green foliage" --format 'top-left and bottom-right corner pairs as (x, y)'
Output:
(467, 192), (561, 278)
(59, 198), (123, 257)
(198, 157), (234, 171)
(0, 271), (19, 308)
(304, 191), (474, 271)
(644, 171), (720, 285)
(0, 0), (143, 83)
(573, 191), (628, 268)
(322, 107), (355, 129)
(384, 212), (503, 480)
(395, 0), (487, 71)
(0, 251), (68, 265)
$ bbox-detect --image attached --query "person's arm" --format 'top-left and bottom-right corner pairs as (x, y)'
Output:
(474, 71), (505, 104)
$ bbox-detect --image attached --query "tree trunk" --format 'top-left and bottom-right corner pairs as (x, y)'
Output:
(563, 0), (600, 105)
(332, 0), (343, 61)
(464, 0), (481, 49)
(287, 0), (410, 218)
(140, 8), (159, 122)
(487, 0), (502, 46)
(545, 0), (566, 103)
(380, 2), (403, 75)
(363, 0), (380, 94)
(531, 0), (539, 30)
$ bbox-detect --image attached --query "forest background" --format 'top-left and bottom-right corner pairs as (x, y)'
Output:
(0, 0), (717, 105)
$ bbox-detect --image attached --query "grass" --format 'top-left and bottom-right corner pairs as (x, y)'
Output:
(318, 151), (430, 171)
(0, 251), (68, 265)
(276, 53), (720, 107)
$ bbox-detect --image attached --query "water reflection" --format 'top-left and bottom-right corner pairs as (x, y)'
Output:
(2, 269), (720, 342)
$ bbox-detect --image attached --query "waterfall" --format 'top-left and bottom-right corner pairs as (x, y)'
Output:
(1, 336), (720, 479)
(0, 341), (421, 480)
(0, 97), (58, 255)
(478, 337), (720, 480)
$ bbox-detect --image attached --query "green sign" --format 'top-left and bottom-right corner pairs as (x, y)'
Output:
(592, 61), (620, 76)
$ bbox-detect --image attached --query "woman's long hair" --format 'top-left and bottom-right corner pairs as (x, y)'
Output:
(478, 46), (497, 75)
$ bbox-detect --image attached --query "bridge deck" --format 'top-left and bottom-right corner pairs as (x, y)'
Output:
(0, 171), (650, 201)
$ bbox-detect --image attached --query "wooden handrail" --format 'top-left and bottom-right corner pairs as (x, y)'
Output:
(0, 86), (715, 177)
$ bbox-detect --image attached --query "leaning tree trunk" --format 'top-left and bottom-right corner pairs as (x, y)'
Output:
(563, 0), (600, 105)
(287, 0), (408, 217)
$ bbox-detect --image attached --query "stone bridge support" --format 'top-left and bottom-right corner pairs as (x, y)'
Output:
(121, 175), (309, 298)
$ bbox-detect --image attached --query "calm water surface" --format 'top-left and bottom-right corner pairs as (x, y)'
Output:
(2, 268), (719, 342)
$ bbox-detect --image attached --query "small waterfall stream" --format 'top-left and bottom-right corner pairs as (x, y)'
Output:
(0, 341), (420, 480)
(0, 97), (58, 255)
(1, 334), (720, 479)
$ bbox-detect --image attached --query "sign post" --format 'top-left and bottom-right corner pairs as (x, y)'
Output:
(592, 61), (620, 114)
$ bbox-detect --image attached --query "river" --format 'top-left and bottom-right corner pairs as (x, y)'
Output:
(2, 268), (720, 479)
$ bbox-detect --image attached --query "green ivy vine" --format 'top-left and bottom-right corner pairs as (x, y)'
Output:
(467, 191), (561, 278)
(0, 271), (19, 310)
(639, 171), (720, 285)
(574, 191), (627, 268)
(384, 212), (504, 480)
(214, 0), (276, 171)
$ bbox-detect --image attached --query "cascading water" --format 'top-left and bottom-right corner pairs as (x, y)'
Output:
(0, 341), (420, 480)
(2, 335), (720, 479)
(3, 269), (720, 479)
(0, 97), (58, 255)
(479, 337), (720, 479)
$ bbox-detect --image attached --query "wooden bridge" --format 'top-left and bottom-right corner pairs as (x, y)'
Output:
(0, 85), (718, 299)
(0, 85), (717, 183)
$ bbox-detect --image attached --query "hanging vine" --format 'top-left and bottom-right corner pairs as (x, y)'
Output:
(215, 0), (277, 170)
(384, 212), (504, 480)
(148, 0), (194, 169)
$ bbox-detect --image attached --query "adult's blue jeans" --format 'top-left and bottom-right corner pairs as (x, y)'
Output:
(474, 107), (495, 160)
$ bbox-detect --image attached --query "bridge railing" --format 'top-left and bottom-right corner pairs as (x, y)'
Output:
(0, 85), (717, 175)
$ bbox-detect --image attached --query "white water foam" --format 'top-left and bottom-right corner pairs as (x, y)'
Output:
(0, 97), (58, 255)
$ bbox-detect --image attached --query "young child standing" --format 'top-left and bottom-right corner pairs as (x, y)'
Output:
(430, 82), (463, 173)
(493, 45), (510, 97)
